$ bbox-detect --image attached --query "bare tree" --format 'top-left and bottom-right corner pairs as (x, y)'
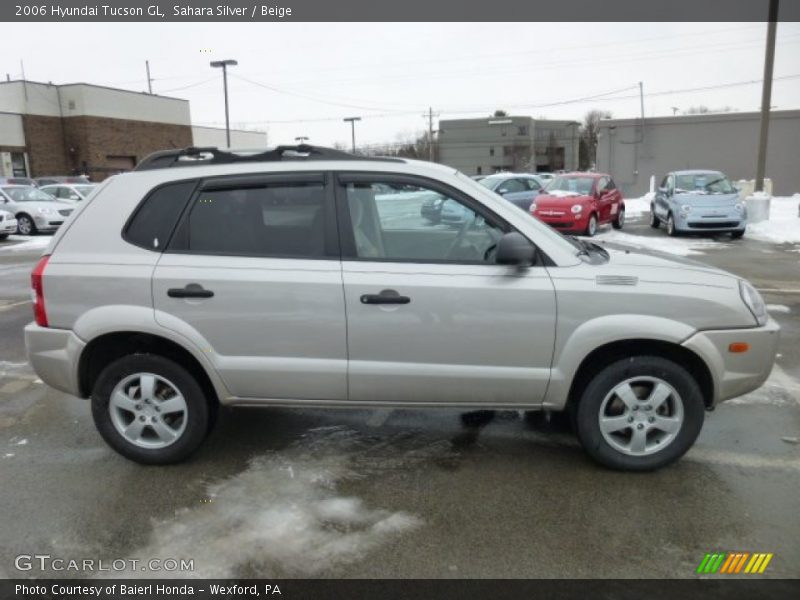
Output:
(579, 109), (612, 170)
(493, 109), (509, 117)
(683, 105), (736, 115)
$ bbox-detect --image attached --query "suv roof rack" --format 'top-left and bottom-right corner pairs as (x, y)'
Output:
(134, 144), (405, 171)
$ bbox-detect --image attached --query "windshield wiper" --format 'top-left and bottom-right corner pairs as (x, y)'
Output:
(568, 235), (591, 257)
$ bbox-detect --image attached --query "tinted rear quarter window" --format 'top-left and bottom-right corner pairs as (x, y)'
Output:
(173, 182), (328, 258)
(125, 181), (196, 251)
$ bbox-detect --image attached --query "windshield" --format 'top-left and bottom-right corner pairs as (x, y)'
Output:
(546, 176), (595, 195)
(2, 186), (56, 202)
(478, 177), (503, 190)
(675, 172), (735, 195)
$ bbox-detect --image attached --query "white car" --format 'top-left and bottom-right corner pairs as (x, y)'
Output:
(0, 209), (17, 239)
(39, 183), (98, 203)
(0, 185), (75, 235)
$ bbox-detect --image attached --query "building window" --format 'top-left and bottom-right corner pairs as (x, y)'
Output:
(518, 126), (528, 136)
(476, 166), (482, 175)
(489, 147), (495, 156)
(10, 152), (27, 177)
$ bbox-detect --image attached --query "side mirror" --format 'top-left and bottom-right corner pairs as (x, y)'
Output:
(496, 232), (535, 268)
(658, 186), (668, 195)
(497, 188), (509, 195)
(70, 195), (80, 200)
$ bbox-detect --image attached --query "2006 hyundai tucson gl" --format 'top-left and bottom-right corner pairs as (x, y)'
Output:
(24, 145), (779, 470)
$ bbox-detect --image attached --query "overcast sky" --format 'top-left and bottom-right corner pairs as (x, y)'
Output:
(3, 22), (800, 147)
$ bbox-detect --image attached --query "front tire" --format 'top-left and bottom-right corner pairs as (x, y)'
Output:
(0, 234), (8, 241)
(91, 354), (210, 464)
(574, 356), (705, 471)
(585, 214), (598, 237)
(16, 214), (36, 236)
(731, 230), (745, 239)
(666, 213), (678, 236)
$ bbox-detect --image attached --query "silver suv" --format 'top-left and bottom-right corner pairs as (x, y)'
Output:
(24, 146), (779, 470)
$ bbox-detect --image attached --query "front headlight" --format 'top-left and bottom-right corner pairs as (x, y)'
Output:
(37, 207), (54, 216)
(681, 204), (692, 213)
(529, 202), (537, 213)
(739, 280), (767, 326)
(571, 204), (583, 214)
(734, 202), (745, 213)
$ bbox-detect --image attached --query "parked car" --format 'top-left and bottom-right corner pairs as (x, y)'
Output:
(34, 175), (90, 187)
(0, 209), (18, 240)
(0, 176), (38, 187)
(0, 185), (75, 235)
(24, 145), (778, 471)
(479, 173), (544, 211)
(536, 172), (555, 184)
(531, 172), (624, 236)
(39, 183), (98, 202)
(651, 170), (746, 238)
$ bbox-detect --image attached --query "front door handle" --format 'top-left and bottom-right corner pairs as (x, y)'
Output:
(167, 283), (214, 299)
(360, 289), (411, 305)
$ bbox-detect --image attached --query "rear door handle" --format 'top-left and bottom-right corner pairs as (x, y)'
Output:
(167, 284), (214, 299)
(360, 289), (411, 305)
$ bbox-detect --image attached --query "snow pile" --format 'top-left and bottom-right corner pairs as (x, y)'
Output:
(0, 235), (51, 253)
(110, 427), (443, 578)
(747, 196), (800, 244)
(623, 195), (652, 218)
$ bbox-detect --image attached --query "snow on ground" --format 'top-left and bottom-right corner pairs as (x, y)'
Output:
(0, 235), (51, 253)
(104, 427), (437, 578)
(592, 228), (730, 256)
(624, 193), (653, 218)
(746, 195), (800, 244)
(766, 304), (791, 314)
(728, 363), (800, 407)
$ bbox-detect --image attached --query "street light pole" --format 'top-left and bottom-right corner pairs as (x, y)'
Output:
(755, 0), (779, 192)
(343, 117), (361, 153)
(210, 59), (238, 148)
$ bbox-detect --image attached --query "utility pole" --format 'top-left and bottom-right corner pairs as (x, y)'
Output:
(638, 81), (645, 141)
(145, 60), (153, 94)
(425, 107), (440, 162)
(343, 117), (361, 153)
(210, 59), (238, 148)
(756, 0), (779, 192)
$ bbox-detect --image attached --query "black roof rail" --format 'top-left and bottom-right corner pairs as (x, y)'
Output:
(134, 144), (405, 171)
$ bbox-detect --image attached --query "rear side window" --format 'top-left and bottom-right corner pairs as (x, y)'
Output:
(174, 182), (328, 258)
(125, 181), (196, 251)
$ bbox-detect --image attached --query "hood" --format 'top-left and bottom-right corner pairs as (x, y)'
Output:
(536, 191), (592, 209)
(541, 189), (587, 199)
(673, 191), (740, 207)
(596, 241), (738, 281)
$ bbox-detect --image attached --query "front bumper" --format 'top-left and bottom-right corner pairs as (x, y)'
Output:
(675, 209), (746, 233)
(1, 218), (17, 234)
(682, 317), (780, 405)
(33, 215), (66, 231)
(24, 323), (85, 397)
(534, 211), (586, 232)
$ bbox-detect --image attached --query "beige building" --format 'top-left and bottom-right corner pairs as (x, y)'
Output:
(0, 80), (265, 181)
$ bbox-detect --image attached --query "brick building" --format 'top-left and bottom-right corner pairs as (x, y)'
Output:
(0, 80), (265, 181)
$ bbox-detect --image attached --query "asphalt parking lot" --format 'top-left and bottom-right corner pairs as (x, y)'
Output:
(0, 212), (798, 580)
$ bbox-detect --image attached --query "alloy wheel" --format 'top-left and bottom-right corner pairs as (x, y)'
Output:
(598, 376), (684, 457)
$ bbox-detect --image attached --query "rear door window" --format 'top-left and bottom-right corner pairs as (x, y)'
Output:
(124, 181), (197, 251)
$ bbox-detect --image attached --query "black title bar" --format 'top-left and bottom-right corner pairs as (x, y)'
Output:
(3, 0), (800, 22)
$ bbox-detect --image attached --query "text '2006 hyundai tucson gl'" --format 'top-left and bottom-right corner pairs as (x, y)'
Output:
(24, 145), (779, 470)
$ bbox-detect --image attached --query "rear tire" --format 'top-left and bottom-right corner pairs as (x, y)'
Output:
(612, 208), (625, 230)
(0, 234), (8, 241)
(91, 354), (210, 464)
(731, 230), (745, 239)
(574, 356), (705, 471)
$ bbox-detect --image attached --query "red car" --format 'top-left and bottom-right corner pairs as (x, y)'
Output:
(530, 172), (624, 236)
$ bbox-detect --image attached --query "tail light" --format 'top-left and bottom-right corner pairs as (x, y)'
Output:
(31, 255), (50, 327)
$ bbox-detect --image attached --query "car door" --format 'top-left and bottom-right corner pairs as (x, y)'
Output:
(335, 173), (557, 406)
(152, 172), (348, 401)
(655, 174), (672, 218)
(594, 177), (612, 222)
(604, 177), (622, 222)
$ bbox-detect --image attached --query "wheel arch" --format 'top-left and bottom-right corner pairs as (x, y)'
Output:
(566, 339), (715, 411)
(77, 331), (223, 411)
